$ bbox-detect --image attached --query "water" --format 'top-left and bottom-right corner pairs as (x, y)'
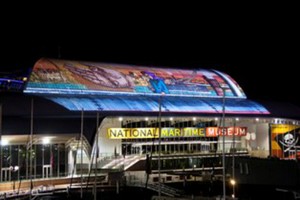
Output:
(6, 183), (297, 200)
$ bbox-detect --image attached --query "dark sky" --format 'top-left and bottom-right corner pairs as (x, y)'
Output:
(1, 10), (299, 106)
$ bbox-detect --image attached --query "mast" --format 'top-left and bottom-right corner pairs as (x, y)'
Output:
(94, 112), (99, 200)
(231, 118), (237, 198)
(221, 88), (226, 200)
(29, 98), (34, 198)
(0, 103), (2, 183)
(158, 93), (163, 197)
(80, 109), (84, 199)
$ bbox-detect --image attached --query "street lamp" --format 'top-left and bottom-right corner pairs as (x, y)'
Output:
(232, 118), (237, 199)
(230, 178), (236, 199)
(221, 88), (226, 200)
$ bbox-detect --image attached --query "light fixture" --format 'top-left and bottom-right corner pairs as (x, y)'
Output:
(42, 137), (50, 144)
(118, 117), (123, 121)
(230, 179), (236, 186)
(14, 166), (19, 171)
(1, 140), (9, 146)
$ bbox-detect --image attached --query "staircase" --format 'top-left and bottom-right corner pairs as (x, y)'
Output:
(100, 155), (144, 170)
(125, 172), (184, 197)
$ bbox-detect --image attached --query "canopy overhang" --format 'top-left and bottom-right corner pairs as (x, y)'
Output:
(44, 94), (269, 114)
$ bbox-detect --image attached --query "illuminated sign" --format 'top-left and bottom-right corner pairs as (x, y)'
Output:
(206, 127), (247, 137)
(108, 128), (158, 139)
(107, 127), (247, 139)
(182, 128), (205, 137)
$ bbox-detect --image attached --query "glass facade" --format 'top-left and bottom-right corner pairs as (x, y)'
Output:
(119, 120), (220, 156)
(0, 143), (67, 182)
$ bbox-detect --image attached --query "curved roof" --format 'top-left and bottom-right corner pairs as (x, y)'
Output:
(25, 58), (246, 98)
(23, 58), (269, 115)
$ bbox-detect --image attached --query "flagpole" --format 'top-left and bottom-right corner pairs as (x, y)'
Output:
(158, 93), (163, 197)
(232, 118), (236, 199)
(80, 109), (84, 199)
(0, 103), (2, 183)
(94, 112), (99, 200)
(221, 88), (226, 200)
(29, 98), (34, 199)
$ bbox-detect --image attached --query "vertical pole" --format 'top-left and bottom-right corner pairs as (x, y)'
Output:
(0, 103), (2, 183)
(94, 112), (99, 200)
(29, 98), (34, 198)
(232, 119), (236, 198)
(58, 145), (60, 177)
(158, 94), (162, 197)
(294, 126), (297, 160)
(80, 109), (84, 199)
(50, 145), (52, 177)
(276, 125), (279, 157)
(18, 145), (20, 180)
(34, 145), (37, 178)
(42, 143), (45, 178)
(221, 89), (226, 200)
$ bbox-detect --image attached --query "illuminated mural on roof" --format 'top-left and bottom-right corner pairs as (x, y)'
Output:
(24, 58), (269, 114)
(25, 58), (246, 98)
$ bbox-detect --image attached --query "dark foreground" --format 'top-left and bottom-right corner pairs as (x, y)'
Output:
(3, 183), (299, 200)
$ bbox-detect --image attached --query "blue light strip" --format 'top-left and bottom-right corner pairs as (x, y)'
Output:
(46, 95), (270, 114)
(0, 78), (24, 84)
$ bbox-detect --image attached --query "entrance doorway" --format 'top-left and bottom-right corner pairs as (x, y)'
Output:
(43, 164), (52, 178)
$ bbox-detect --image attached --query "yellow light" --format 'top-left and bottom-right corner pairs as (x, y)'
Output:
(230, 179), (236, 185)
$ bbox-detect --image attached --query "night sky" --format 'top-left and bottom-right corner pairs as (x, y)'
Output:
(1, 12), (299, 107)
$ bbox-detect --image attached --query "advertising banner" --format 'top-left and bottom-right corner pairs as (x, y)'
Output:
(25, 58), (269, 114)
(26, 58), (246, 98)
(271, 124), (300, 159)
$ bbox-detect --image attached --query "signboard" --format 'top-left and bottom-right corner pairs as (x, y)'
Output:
(206, 127), (247, 137)
(107, 127), (247, 139)
(271, 124), (300, 159)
